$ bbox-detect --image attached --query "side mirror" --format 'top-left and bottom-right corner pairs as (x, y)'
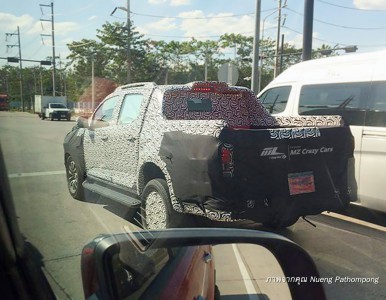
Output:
(81, 228), (326, 300)
(76, 116), (88, 129)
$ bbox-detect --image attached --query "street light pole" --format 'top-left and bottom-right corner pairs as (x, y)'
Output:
(258, 8), (280, 92)
(274, 0), (282, 78)
(51, 1), (56, 96)
(251, 0), (261, 95)
(111, 1), (131, 84)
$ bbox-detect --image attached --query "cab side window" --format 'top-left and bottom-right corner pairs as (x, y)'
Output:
(259, 86), (291, 114)
(366, 81), (386, 127)
(92, 96), (119, 127)
(299, 82), (369, 126)
(299, 83), (368, 111)
(118, 94), (144, 125)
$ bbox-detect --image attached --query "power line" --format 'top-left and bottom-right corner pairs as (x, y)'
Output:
(283, 25), (339, 45)
(115, 8), (277, 20)
(142, 32), (254, 39)
(285, 7), (386, 30)
(283, 25), (386, 48)
(316, 0), (386, 12)
(66, 41), (96, 48)
(132, 11), (253, 19)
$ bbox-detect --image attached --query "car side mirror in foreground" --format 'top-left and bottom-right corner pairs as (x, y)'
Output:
(81, 228), (326, 300)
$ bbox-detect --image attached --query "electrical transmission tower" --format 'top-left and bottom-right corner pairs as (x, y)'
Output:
(40, 1), (56, 96)
(5, 26), (24, 111)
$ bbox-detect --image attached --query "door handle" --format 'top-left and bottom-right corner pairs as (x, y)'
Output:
(101, 136), (109, 141)
(128, 137), (137, 143)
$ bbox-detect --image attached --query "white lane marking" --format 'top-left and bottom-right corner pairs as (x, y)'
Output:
(8, 170), (66, 178)
(232, 244), (260, 300)
(322, 212), (386, 233)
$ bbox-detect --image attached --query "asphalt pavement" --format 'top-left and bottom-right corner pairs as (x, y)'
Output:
(0, 111), (385, 300)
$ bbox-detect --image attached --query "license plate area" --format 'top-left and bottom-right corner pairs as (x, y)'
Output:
(288, 171), (315, 195)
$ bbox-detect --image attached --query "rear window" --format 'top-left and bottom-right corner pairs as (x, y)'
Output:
(187, 98), (213, 112)
(50, 103), (66, 108)
(162, 83), (275, 127)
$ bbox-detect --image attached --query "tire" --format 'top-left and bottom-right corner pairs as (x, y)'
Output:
(65, 155), (85, 201)
(141, 179), (173, 229)
(141, 179), (193, 229)
(49, 114), (54, 121)
(214, 285), (221, 300)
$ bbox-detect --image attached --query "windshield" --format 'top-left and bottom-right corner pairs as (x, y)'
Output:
(1, 1), (385, 300)
(50, 103), (67, 108)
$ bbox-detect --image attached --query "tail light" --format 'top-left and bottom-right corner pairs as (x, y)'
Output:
(221, 143), (234, 178)
(81, 246), (99, 299)
(191, 82), (230, 93)
(191, 81), (235, 94)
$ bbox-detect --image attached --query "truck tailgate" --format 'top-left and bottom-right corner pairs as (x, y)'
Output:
(215, 125), (355, 220)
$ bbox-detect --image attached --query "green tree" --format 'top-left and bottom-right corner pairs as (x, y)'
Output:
(96, 21), (159, 83)
(190, 39), (222, 81)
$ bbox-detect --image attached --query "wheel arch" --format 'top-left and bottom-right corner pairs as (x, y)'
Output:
(138, 162), (166, 195)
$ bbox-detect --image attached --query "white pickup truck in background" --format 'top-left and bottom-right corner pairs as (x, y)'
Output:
(34, 95), (71, 121)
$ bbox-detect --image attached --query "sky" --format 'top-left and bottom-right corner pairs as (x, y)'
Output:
(1, 0), (386, 68)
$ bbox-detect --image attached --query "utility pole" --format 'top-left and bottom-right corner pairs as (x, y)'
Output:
(280, 34), (285, 73)
(91, 53), (95, 111)
(251, 0), (261, 95)
(6, 26), (24, 111)
(40, 1), (56, 96)
(302, 0), (314, 61)
(274, 0), (282, 78)
(204, 52), (208, 81)
(127, 0), (131, 84)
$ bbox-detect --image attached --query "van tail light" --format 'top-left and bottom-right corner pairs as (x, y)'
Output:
(221, 143), (234, 178)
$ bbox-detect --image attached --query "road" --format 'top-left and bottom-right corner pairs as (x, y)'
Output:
(1, 111), (385, 300)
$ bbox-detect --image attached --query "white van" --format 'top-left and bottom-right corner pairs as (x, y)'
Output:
(258, 50), (386, 214)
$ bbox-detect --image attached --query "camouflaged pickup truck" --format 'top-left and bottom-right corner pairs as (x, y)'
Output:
(64, 81), (356, 229)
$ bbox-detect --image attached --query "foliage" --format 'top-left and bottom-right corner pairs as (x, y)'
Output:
(1, 20), (337, 105)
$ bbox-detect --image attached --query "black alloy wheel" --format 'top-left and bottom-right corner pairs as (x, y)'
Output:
(65, 155), (85, 201)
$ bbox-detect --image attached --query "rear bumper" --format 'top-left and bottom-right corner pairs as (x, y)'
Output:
(178, 177), (353, 224)
(171, 156), (356, 223)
